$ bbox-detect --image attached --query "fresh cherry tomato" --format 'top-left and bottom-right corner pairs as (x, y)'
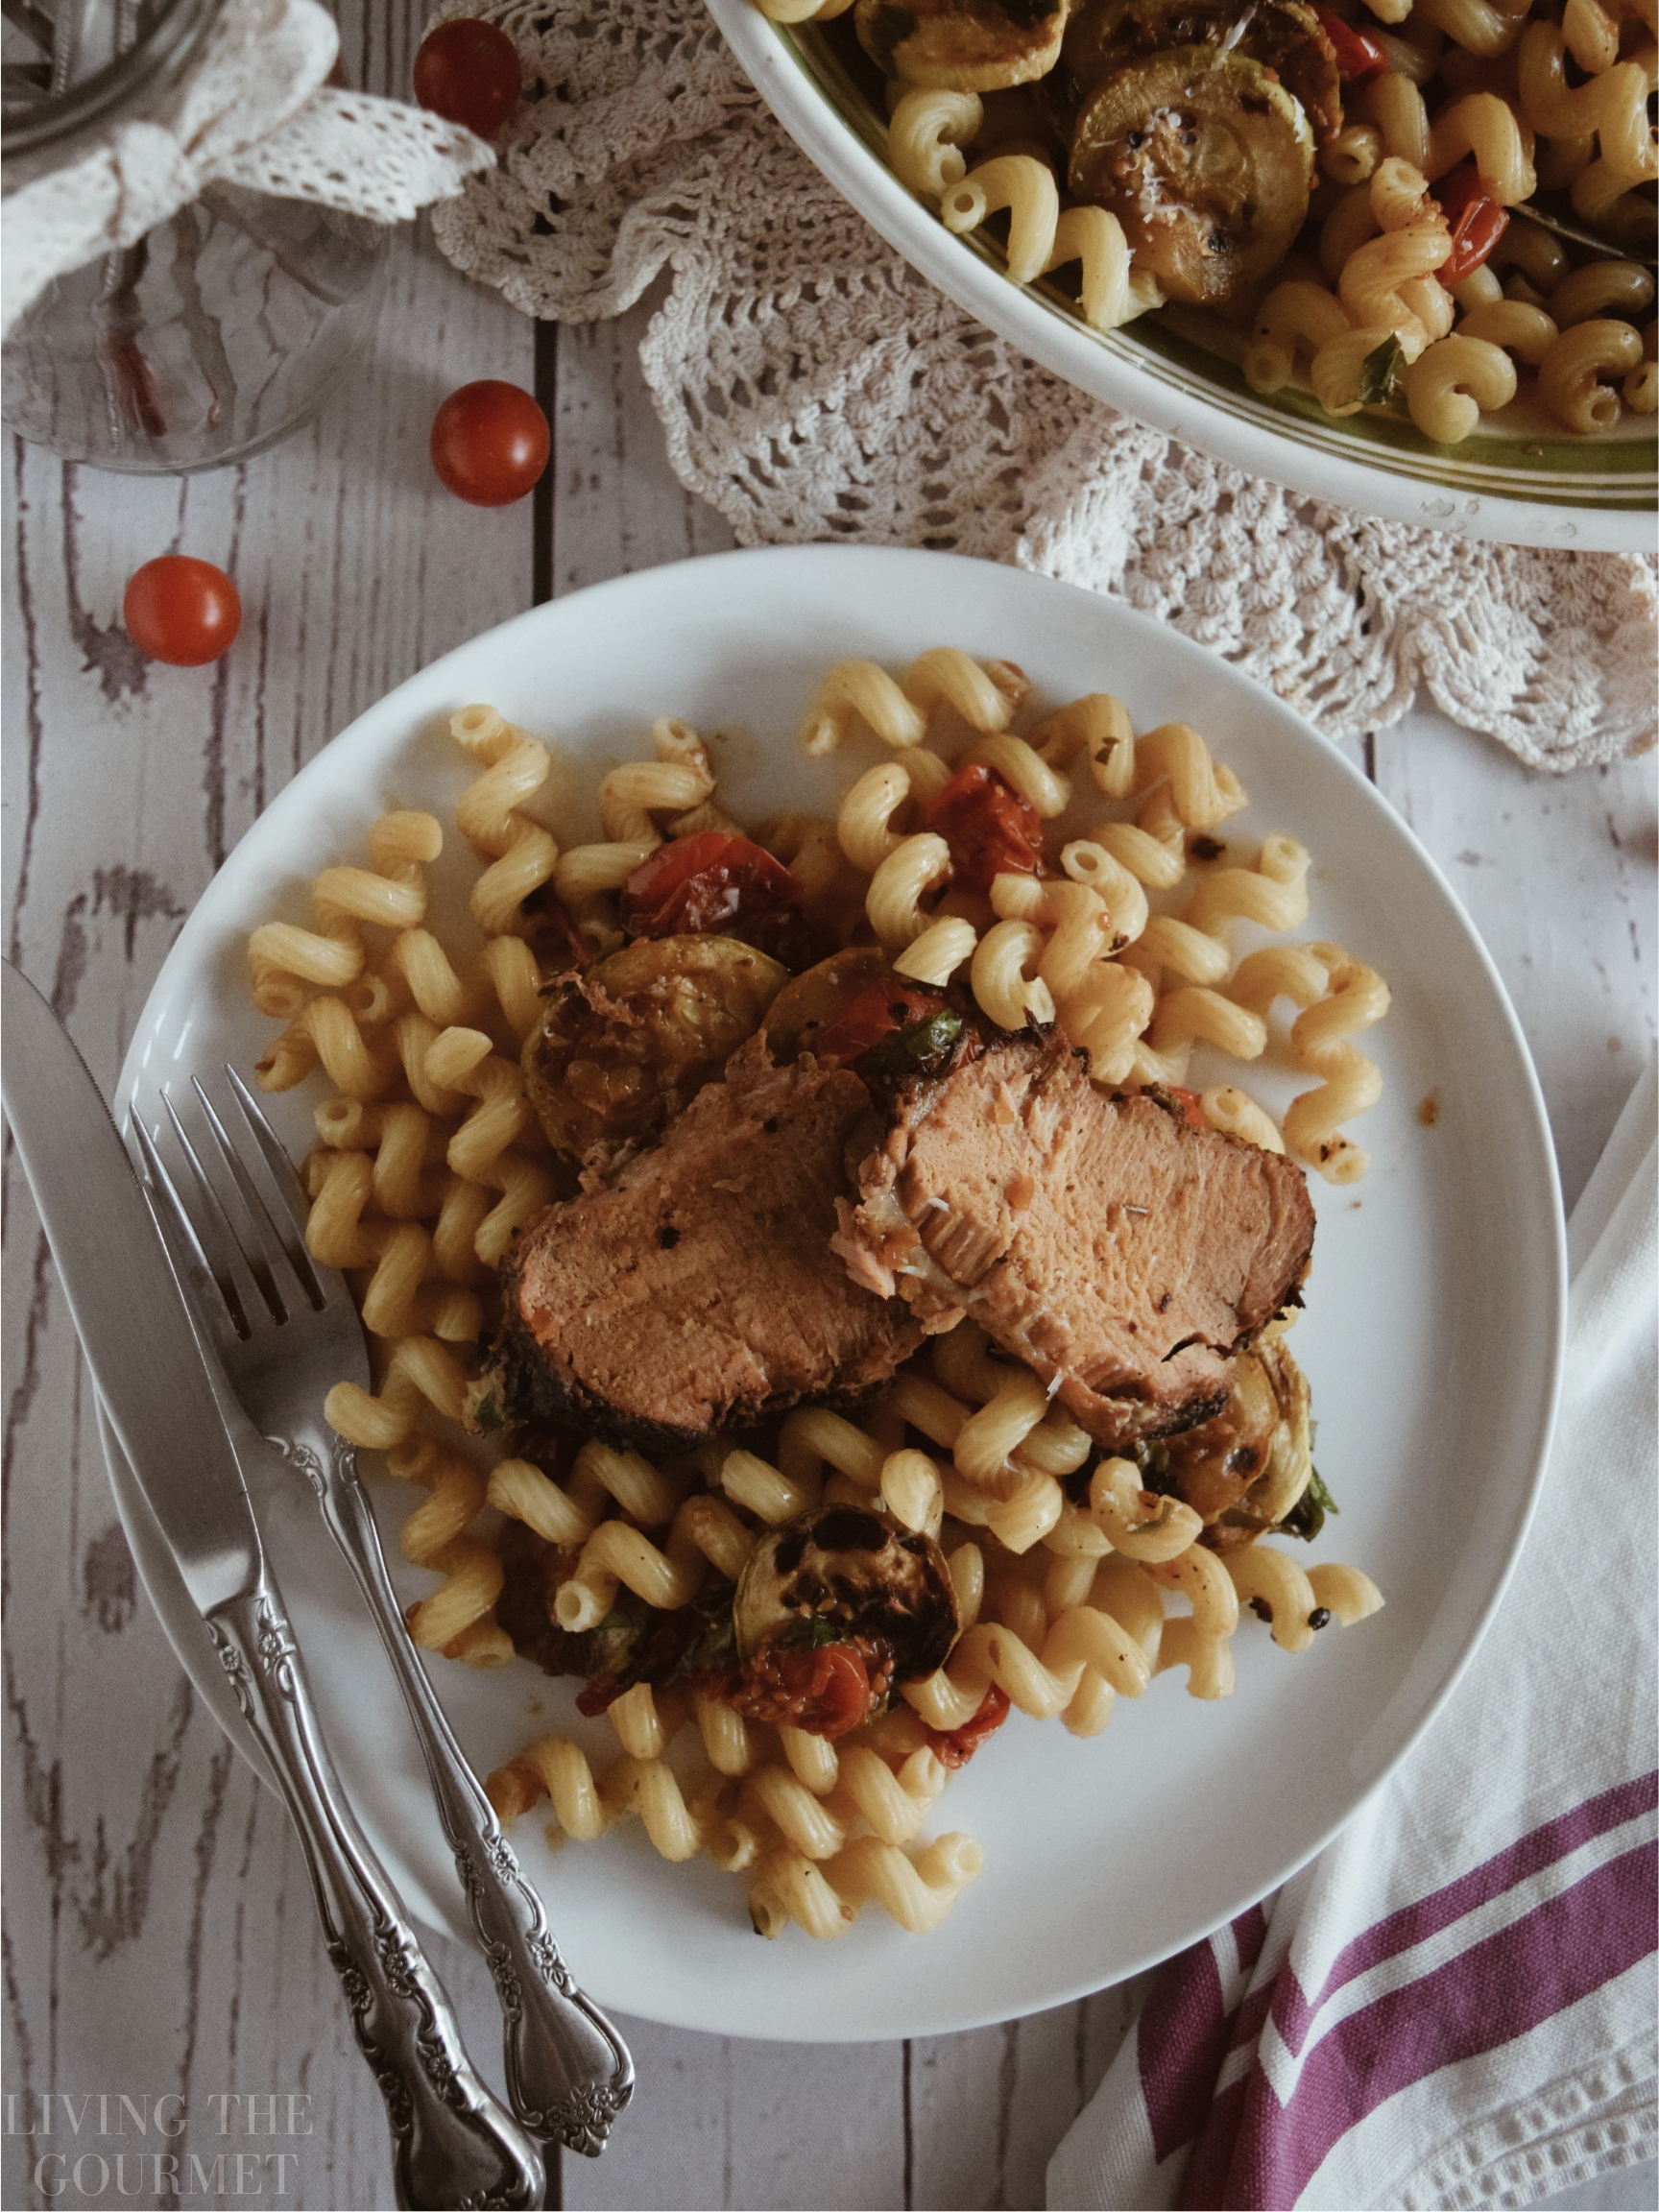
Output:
(621, 830), (811, 964)
(925, 1684), (1011, 1769)
(1435, 160), (1510, 282)
(430, 380), (549, 506)
(810, 978), (949, 1068)
(412, 17), (522, 136)
(1310, 4), (1387, 80)
(920, 760), (1045, 895)
(122, 556), (241, 666)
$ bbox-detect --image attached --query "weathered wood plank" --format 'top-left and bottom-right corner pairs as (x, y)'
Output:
(2, 204), (535, 2212)
(909, 1989), (1145, 2212)
(552, 296), (737, 601)
(562, 2019), (901, 2212)
(1371, 711), (1655, 1214)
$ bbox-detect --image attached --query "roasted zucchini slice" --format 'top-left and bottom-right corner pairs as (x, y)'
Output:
(521, 933), (787, 1161)
(1069, 46), (1315, 304)
(733, 1503), (960, 1682)
(1061, 0), (1340, 142)
(856, 0), (1072, 90)
(1164, 1335), (1314, 1551)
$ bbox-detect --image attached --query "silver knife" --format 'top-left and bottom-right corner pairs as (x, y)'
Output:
(0, 960), (545, 2212)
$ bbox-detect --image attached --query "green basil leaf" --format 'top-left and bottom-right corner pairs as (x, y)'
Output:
(1359, 334), (1405, 408)
(855, 1006), (965, 1084)
(1280, 1465), (1338, 1543)
(775, 1613), (850, 1650)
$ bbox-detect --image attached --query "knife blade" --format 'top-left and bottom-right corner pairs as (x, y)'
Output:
(2, 964), (266, 1610)
(1, 959), (547, 2211)
(1, 961), (261, 1613)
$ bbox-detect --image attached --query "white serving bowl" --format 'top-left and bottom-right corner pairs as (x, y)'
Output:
(706, 0), (1657, 554)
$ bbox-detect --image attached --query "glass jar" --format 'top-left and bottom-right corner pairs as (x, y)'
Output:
(2, 0), (388, 471)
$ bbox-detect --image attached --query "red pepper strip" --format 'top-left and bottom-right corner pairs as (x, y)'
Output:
(1311, 3), (1387, 81)
(1434, 161), (1510, 283)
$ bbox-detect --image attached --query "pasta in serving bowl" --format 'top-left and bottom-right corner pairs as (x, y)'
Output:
(705, 0), (1655, 547)
(107, 546), (1565, 2039)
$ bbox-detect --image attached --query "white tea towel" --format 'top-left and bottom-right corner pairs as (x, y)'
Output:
(1049, 1063), (1658, 2212)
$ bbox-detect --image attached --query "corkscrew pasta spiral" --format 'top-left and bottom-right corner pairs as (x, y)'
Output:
(450, 706), (560, 937)
(888, 86), (984, 195)
(1282, 944), (1392, 1183)
(247, 811), (441, 1022)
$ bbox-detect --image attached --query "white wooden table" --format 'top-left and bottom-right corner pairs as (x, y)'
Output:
(3, 30), (1655, 2202)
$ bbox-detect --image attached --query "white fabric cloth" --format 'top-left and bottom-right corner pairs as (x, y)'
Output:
(2, 0), (494, 339)
(428, 0), (1658, 774)
(1048, 1064), (1659, 2212)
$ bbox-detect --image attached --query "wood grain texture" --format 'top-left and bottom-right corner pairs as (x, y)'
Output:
(3, 53), (1655, 2204)
(1371, 718), (1656, 1214)
(3, 207), (537, 2212)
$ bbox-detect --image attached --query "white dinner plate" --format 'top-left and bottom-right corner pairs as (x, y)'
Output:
(110, 544), (1565, 2042)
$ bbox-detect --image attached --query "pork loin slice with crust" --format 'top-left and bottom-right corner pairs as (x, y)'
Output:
(831, 1034), (1315, 1447)
(492, 1036), (924, 1454)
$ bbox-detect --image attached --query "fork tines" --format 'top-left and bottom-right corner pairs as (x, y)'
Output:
(132, 1070), (325, 1339)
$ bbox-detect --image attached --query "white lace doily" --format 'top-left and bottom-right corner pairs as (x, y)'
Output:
(2, 0), (493, 340)
(432, 0), (1656, 770)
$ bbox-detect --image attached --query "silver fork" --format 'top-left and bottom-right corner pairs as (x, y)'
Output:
(131, 1066), (635, 2160)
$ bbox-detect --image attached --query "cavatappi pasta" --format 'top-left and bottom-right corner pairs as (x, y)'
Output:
(764, 0), (1658, 445)
(248, 648), (1388, 1940)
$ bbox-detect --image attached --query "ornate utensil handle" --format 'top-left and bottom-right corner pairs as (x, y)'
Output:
(206, 1575), (545, 2212)
(280, 1433), (634, 2156)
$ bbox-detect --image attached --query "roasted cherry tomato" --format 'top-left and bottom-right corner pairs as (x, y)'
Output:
(122, 556), (241, 666)
(621, 830), (812, 966)
(1165, 1084), (1209, 1132)
(732, 1642), (875, 1739)
(1310, 3), (1386, 80)
(430, 380), (549, 506)
(920, 760), (1045, 894)
(810, 979), (950, 1068)
(925, 1683), (1011, 1768)
(1435, 159), (1509, 282)
(412, 17), (522, 135)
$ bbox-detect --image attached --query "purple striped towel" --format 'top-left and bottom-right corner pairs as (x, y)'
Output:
(1049, 1064), (1657, 2212)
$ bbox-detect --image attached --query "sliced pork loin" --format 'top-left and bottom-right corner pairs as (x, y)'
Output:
(831, 1033), (1315, 1447)
(493, 1035), (924, 1454)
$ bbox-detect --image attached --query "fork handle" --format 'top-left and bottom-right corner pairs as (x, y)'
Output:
(306, 1443), (634, 2156)
(205, 1574), (545, 2212)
